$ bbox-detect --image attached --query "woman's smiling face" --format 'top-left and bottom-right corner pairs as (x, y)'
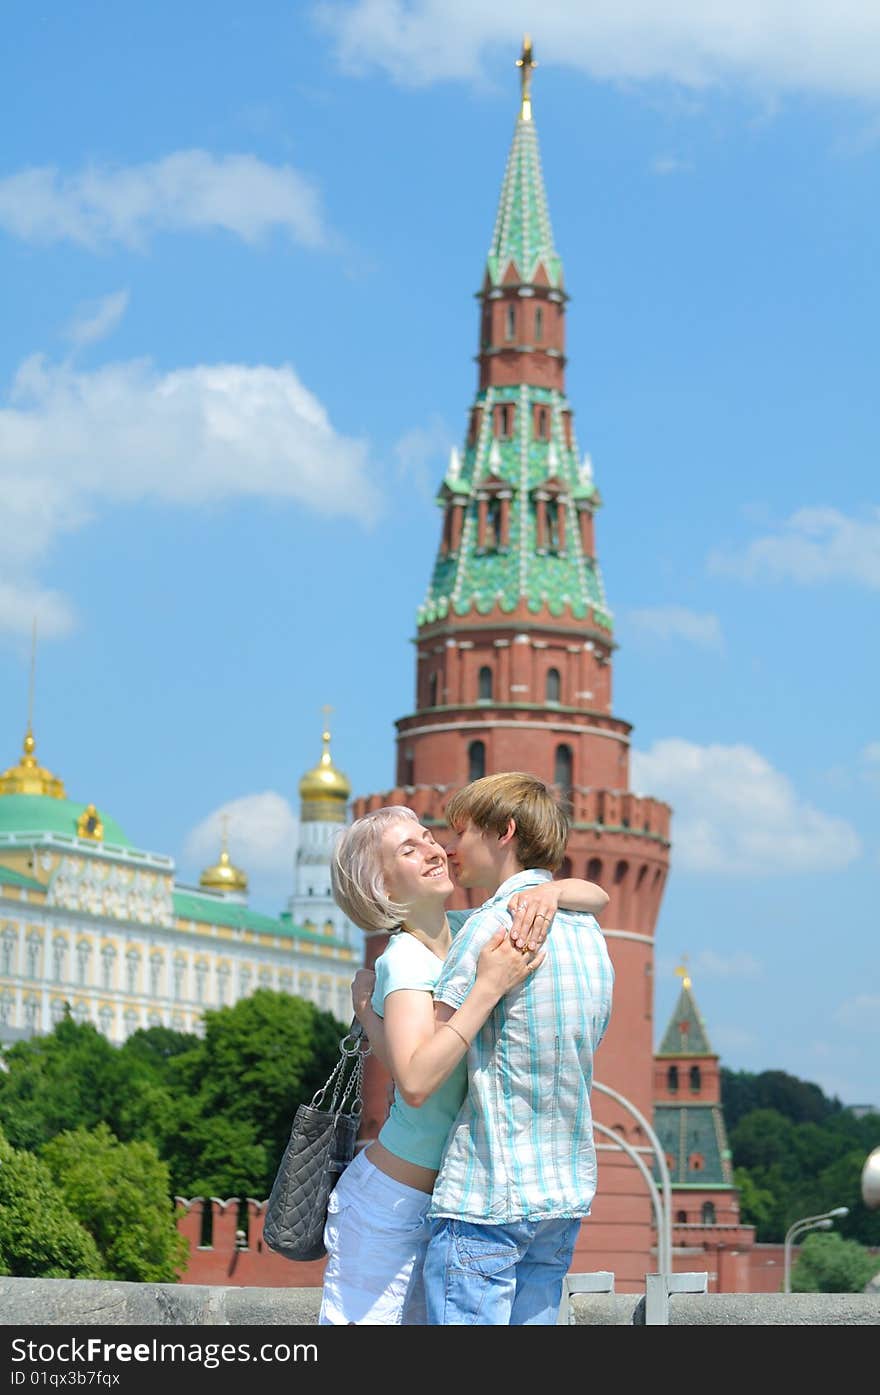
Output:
(379, 818), (454, 912)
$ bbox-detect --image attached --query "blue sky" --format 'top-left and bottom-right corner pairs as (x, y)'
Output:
(2, 2), (878, 1107)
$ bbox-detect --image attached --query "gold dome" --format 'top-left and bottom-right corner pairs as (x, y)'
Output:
(200, 826), (248, 894)
(0, 727), (66, 799)
(299, 729), (351, 804)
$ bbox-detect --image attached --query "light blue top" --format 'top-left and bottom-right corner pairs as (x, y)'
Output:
(428, 870), (615, 1223)
(371, 928), (468, 1170)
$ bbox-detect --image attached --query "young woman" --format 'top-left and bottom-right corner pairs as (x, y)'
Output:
(318, 804), (609, 1326)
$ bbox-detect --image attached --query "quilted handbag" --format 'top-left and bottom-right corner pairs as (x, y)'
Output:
(263, 1020), (370, 1262)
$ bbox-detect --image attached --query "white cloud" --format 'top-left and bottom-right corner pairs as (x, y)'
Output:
(0, 351), (380, 640)
(1, 352), (380, 520)
(651, 155), (694, 176)
(627, 605), (723, 651)
(631, 738), (862, 874)
(64, 290), (130, 348)
(394, 415), (455, 499)
(835, 994), (880, 1032)
(183, 792), (299, 883)
(0, 151), (335, 251)
(0, 582), (76, 639)
(316, 1), (880, 100)
(708, 507), (880, 587)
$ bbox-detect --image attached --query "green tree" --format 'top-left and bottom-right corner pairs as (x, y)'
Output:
(0, 1131), (103, 1279)
(160, 989), (344, 1196)
(733, 1167), (777, 1236)
(0, 1016), (133, 1151)
(791, 1231), (880, 1293)
(41, 1123), (188, 1283)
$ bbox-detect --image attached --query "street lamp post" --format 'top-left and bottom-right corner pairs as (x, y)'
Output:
(783, 1207), (849, 1293)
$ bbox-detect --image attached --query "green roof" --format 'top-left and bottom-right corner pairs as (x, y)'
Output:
(658, 983), (714, 1056)
(0, 794), (131, 848)
(653, 1103), (735, 1186)
(486, 114), (562, 288)
(172, 889), (349, 950)
(0, 864), (45, 892)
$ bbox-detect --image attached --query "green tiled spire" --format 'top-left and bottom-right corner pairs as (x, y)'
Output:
(658, 981), (714, 1057)
(418, 389), (609, 627)
(486, 111), (563, 288)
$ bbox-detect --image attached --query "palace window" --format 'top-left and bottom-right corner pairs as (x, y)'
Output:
(101, 944), (117, 991)
(173, 956), (186, 1002)
(194, 960), (208, 1004)
(702, 1202), (716, 1225)
(149, 952), (163, 997)
(125, 949), (141, 996)
(52, 937), (66, 984)
(1, 928), (15, 976)
(76, 940), (91, 987)
(26, 933), (41, 979)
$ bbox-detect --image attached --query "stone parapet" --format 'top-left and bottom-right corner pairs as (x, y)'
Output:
(1, 1279), (878, 1326)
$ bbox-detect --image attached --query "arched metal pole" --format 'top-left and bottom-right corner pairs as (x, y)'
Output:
(593, 1079), (672, 1278)
(594, 1122), (668, 1274)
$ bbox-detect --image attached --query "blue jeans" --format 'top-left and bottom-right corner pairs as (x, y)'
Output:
(423, 1216), (582, 1325)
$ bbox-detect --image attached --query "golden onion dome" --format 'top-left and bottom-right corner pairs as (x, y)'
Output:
(199, 828), (248, 894)
(0, 727), (66, 799)
(299, 729), (351, 804)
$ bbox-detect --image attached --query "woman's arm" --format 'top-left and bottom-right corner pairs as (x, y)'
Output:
(351, 969), (391, 1071)
(382, 930), (543, 1108)
(507, 877), (609, 950)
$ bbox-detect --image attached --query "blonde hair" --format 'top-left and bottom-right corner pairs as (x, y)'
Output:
(330, 806), (419, 933)
(444, 772), (569, 872)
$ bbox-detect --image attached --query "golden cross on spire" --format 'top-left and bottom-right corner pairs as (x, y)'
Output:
(675, 955), (692, 991)
(27, 617), (37, 735)
(322, 703), (334, 740)
(516, 34), (536, 121)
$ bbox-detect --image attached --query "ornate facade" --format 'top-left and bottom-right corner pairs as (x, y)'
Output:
(0, 724), (360, 1047)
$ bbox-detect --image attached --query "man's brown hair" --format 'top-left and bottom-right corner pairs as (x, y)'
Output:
(444, 771), (569, 872)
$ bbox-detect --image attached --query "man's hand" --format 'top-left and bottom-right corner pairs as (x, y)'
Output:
(506, 884), (561, 951)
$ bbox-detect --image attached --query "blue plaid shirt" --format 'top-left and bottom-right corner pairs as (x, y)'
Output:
(429, 870), (614, 1223)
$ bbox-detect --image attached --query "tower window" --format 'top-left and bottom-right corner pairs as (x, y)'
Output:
(486, 497), (502, 550)
(546, 499), (561, 549)
(534, 305), (544, 342)
(546, 667), (561, 703)
(478, 666), (493, 701)
(689, 1065), (702, 1093)
(676, 1210), (688, 1225)
(667, 1065), (679, 1093)
(537, 407), (548, 439)
(505, 304), (516, 341)
(554, 743), (573, 796)
(429, 673), (438, 707)
(468, 740), (486, 781)
(702, 1202), (716, 1225)
(499, 403), (513, 439)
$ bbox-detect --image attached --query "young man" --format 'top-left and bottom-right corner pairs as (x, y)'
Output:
(422, 771), (614, 1326)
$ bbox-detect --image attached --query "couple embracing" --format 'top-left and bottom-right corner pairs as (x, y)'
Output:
(319, 770), (614, 1327)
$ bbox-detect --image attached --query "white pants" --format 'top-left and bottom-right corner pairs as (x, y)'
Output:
(318, 1147), (431, 1325)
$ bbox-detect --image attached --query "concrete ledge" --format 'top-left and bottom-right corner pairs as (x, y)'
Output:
(1, 1279), (878, 1326)
(0, 1279), (321, 1326)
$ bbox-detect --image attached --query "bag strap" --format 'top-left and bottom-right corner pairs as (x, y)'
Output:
(310, 1016), (371, 1116)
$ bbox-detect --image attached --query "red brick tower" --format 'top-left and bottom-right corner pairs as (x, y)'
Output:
(353, 40), (671, 1291)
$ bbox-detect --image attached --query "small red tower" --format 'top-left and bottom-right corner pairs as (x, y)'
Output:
(354, 39), (672, 1291)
